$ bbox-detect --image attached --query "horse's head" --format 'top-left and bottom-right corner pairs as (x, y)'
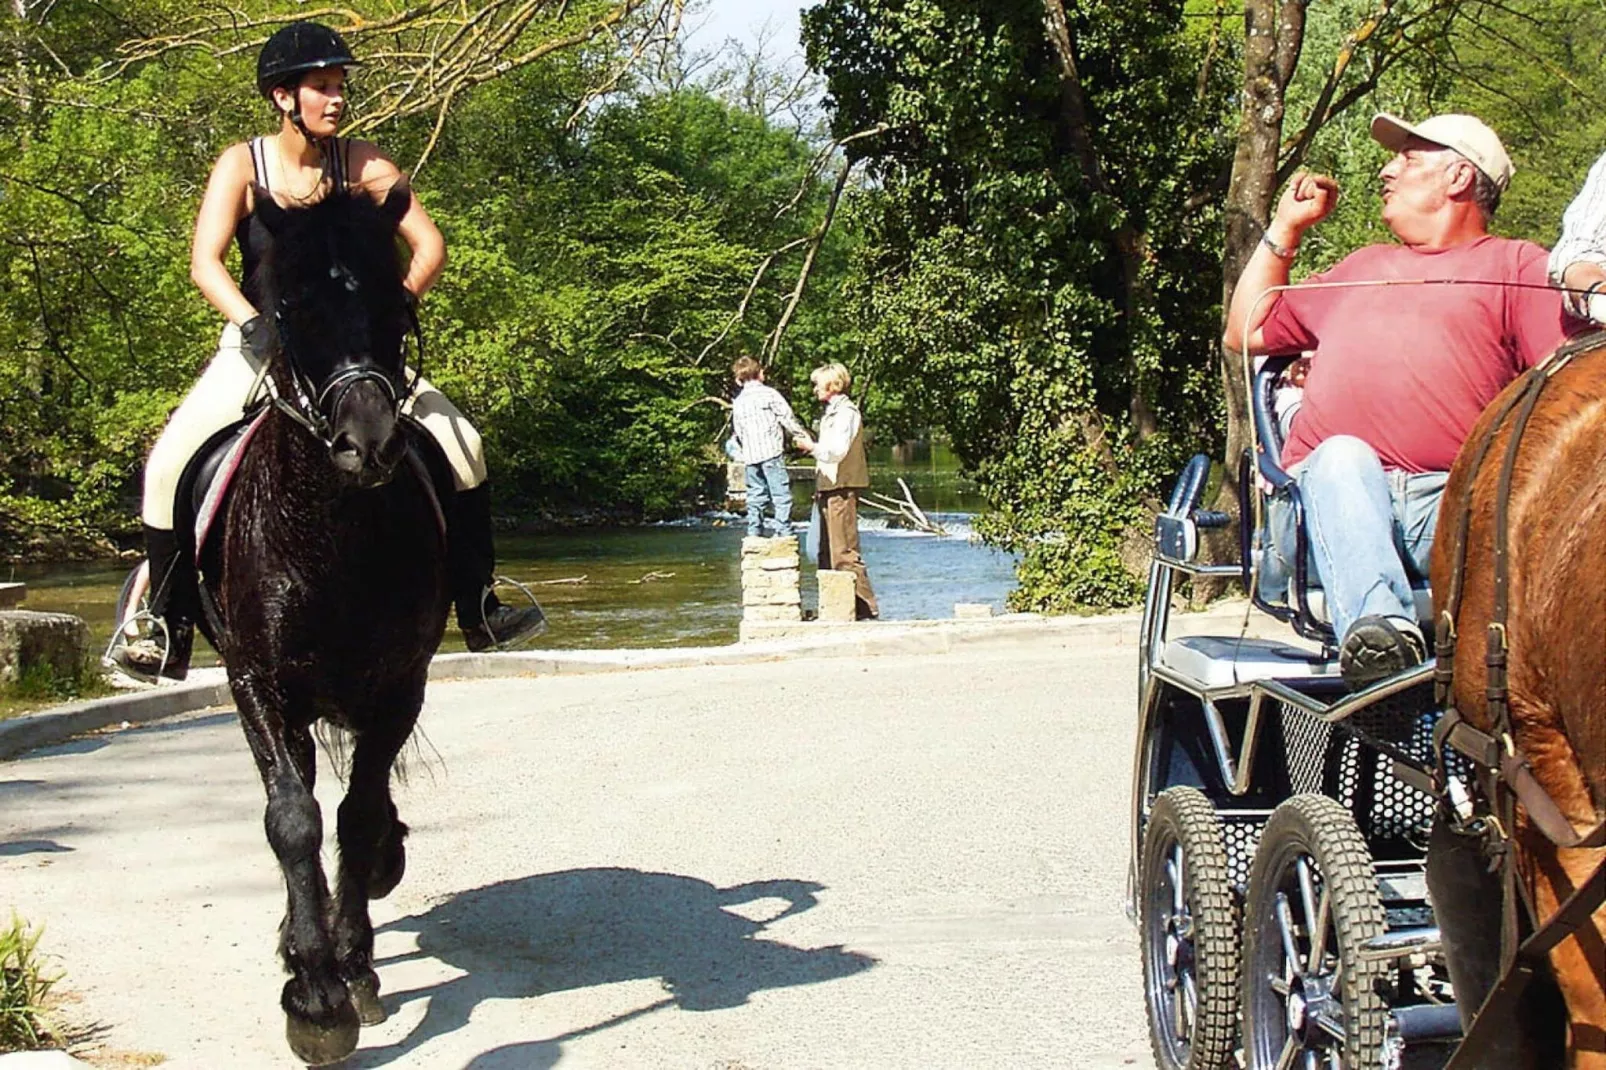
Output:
(252, 184), (414, 488)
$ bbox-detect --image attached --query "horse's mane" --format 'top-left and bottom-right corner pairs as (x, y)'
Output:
(250, 187), (409, 316)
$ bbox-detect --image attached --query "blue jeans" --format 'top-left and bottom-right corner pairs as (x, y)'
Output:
(1265, 435), (1447, 641)
(745, 456), (792, 537)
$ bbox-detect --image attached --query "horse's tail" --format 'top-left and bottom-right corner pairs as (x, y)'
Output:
(312, 720), (445, 788)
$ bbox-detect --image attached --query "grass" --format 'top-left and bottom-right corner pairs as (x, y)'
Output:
(0, 915), (58, 1052)
(0, 662), (116, 722)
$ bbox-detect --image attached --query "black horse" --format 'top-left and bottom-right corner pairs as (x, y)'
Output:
(203, 185), (450, 1064)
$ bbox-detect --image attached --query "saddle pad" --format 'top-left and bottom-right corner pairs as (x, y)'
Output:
(193, 410), (268, 562)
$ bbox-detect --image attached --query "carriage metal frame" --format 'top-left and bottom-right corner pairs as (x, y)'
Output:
(1127, 352), (1470, 1070)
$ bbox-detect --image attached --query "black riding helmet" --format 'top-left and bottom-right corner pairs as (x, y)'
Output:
(256, 21), (358, 99)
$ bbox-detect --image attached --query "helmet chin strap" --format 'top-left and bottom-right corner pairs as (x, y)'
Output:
(282, 94), (331, 192)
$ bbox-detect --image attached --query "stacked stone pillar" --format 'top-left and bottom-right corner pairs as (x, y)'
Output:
(740, 536), (802, 623)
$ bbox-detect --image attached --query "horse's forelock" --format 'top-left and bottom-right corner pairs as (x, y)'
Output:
(258, 190), (405, 309)
(256, 192), (410, 386)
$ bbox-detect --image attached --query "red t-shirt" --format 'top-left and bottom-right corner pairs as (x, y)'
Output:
(1261, 236), (1571, 472)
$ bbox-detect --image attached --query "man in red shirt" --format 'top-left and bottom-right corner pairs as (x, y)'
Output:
(1223, 113), (1571, 688)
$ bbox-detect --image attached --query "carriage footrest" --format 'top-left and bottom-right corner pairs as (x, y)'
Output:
(1358, 925), (1442, 962)
(1391, 1002), (1462, 1042)
(1159, 635), (1338, 688)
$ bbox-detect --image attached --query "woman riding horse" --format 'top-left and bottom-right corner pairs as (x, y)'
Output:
(112, 21), (543, 681)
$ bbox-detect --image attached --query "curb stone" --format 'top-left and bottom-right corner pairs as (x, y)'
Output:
(0, 602), (1260, 761)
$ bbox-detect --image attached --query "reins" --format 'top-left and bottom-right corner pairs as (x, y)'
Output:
(1432, 332), (1606, 1067)
(257, 285), (424, 447)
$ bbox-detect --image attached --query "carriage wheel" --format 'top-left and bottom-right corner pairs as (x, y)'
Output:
(1241, 794), (1389, 1069)
(1140, 786), (1240, 1070)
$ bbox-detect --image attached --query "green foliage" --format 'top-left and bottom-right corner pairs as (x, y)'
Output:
(804, 0), (1234, 608)
(1275, 1), (1606, 277)
(415, 83), (844, 515)
(0, 916), (57, 1052)
(0, 7), (848, 543)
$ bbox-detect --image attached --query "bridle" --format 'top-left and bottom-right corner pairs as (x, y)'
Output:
(257, 244), (425, 447)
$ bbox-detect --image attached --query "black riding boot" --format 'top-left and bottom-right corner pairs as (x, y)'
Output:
(451, 484), (546, 652)
(111, 524), (195, 681)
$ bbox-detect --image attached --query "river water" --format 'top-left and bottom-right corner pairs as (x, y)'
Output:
(12, 451), (1020, 659)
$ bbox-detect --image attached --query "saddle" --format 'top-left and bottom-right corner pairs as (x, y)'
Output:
(167, 410), (452, 641)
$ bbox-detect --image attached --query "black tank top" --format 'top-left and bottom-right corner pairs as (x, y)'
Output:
(234, 136), (351, 306)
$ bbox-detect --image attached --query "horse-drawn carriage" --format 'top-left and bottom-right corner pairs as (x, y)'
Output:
(1130, 345), (1605, 1069)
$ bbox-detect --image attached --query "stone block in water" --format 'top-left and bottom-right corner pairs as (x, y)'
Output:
(817, 570), (857, 623)
(740, 536), (801, 622)
(0, 610), (90, 687)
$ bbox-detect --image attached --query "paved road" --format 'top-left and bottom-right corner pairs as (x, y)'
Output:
(1, 642), (1154, 1069)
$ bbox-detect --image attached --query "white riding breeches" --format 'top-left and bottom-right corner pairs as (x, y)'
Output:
(140, 323), (487, 529)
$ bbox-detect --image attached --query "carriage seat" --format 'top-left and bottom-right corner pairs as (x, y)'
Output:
(1160, 634), (1339, 689)
(1279, 580), (1435, 629)
(1249, 355), (1435, 640)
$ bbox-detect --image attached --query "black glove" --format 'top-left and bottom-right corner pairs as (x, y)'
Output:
(239, 315), (273, 364)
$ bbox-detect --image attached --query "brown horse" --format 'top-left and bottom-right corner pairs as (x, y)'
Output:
(1430, 333), (1606, 1069)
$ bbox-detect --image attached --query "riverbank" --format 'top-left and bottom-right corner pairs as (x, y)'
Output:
(1, 502), (691, 569)
(15, 511), (1020, 658)
(0, 601), (1261, 761)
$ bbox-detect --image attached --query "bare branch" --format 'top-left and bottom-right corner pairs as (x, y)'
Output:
(762, 160), (852, 364)
(85, 0), (680, 161)
(694, 124), (891, 368)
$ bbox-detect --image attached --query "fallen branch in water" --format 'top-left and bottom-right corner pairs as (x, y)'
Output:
(859, 482), (947, 536)
(629, 570), (677, 584)
(532, 575), (588, 585)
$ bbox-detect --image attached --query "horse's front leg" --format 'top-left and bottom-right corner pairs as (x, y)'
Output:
(330, 688), (422, 1027)
(235, 679), (360, 1065)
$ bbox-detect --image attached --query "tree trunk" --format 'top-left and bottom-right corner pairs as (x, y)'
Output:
(11, 0), (31, 142)
(1220, 0), (1304, 474)
(1191, 0), (1304, 592)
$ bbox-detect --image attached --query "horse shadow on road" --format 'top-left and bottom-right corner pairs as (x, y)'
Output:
(346, 866), (876, 1068)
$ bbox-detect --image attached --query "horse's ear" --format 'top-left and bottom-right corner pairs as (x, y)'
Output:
(380, 180), (411, 228)
(253, 184), (287, 234)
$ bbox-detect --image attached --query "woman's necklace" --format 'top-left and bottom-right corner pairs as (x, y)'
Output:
(272, 134), (329, 205)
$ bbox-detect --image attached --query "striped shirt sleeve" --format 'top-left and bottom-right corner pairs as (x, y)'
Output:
(1550, 150), (1606, 313)
(771, 393), (808, 440)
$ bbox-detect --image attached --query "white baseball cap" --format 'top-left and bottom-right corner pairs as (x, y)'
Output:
(1371, 112), (1514, 192)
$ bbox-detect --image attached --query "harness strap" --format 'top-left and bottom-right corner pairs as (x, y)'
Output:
(1442, 856), (1606, 1070)
(1431, 334), (1606, 1032)
(1435, 367), (1539, 702)
(250, 137), (270, 190)
(1435, 340), (1589, 703)
(1439, 709), (1606, 849)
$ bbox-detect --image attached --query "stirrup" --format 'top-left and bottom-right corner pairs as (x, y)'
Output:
(103, 610), (177, 684)
(463, 576), (547, 652)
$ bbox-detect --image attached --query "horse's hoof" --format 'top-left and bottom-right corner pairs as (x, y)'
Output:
(285, 1004), (360, 1066)
(368, 818), (408, 900)
(348, 974), (387, 1025)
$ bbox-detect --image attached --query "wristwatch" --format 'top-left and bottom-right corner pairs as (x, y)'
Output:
(1260, 231), (1299, 260)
